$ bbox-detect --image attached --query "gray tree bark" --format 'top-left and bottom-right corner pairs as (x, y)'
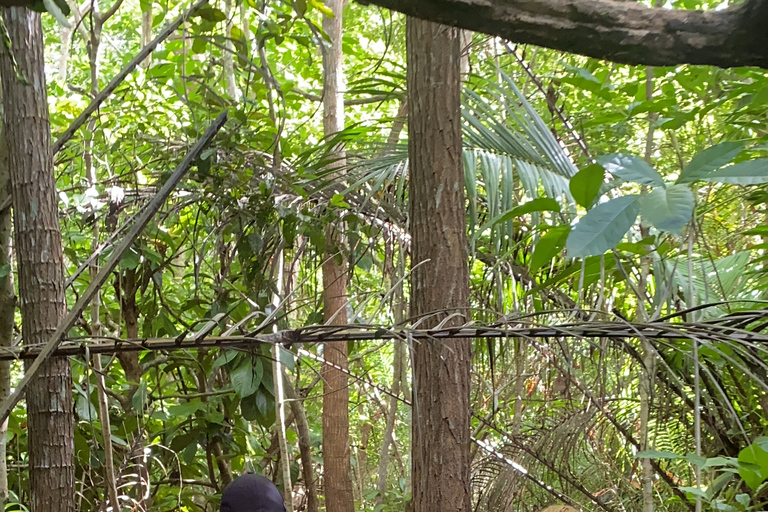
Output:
(0, 8), (75, 512)
(407, 15), (472, 512)
(321, 2), (356, 512)
(0, 88), (14, 512)
(358, 0), (768, 69)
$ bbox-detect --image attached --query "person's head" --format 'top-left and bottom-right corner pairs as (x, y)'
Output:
(220, 473), (287, 512)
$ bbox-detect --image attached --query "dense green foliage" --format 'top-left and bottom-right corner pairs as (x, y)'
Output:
(2, 0), (768, 511)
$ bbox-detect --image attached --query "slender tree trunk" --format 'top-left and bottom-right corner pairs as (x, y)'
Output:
(375, 231), (405, 508)
(510, 339), (527, 435)
(83, 19), (120, 509)
(141, 2), (152, 68)
(407, 16), (472, 512)
(0, 93), (14, 511)
(355, 420), (369, 503)
(0, 8), (75, 512)
(239, 3), (249, 44)
(374, 339), (402, 505)
(223, 0), (238, 99)
(321, 2), (355, 512)
(116, 268), (152, 504)
(272, 249), (294, 512)
(284, 381), (319, 512)
(638, 63), (657, 512)
(58, 25), (71, 85)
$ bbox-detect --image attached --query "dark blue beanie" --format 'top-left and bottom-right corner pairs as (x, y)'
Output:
(220, 473), (287, 512)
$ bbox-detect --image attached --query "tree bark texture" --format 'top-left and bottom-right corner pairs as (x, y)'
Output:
(0, 92), (14, 511)
(140, 3), (152, 68)
(358, 0), (768, 69)
(0, 0), (764, 67)
(0, 8), (75, 512)
(407, 16), (472, 512)
(321, 2), (355, 512)
(285, 381), (320, 512)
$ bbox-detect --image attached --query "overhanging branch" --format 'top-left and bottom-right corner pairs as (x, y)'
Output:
(357, 0), (768, 69)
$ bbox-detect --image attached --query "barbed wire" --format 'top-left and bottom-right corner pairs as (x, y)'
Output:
(1, 305), (765, 361)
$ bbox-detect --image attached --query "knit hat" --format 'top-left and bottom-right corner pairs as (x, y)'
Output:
(220, 473), (287, 512)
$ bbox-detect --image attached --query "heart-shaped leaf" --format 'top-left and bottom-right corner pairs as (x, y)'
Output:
(738, 443), (768, 490)
(640, 184), (695, 234)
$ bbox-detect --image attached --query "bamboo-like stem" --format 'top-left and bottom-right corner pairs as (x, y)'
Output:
(638, 61), (657, 512)
(689, 231), (702, 512)
(272, 249), (294, 512)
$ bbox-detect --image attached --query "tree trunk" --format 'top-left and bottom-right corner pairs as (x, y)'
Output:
(57, 25), (71, 85)
(117, 267), (151, 506)
(0, 8), (75, 512)
(407, 16), (472, 512)
(83, 19), (120, 509)
(285, 381), (320, 512)
(321, 2), (355, 512)
(272, 250), (294, 512)
(375, 231), (405, 508)
(0, 91), (15, 511)
(140, 2), (152, 68)
(638, 61), (659, 512)
(223, 0), (238, 99)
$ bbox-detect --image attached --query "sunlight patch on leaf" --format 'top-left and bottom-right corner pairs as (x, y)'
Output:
(640, 184), (695, 234)
(597, 154), (665, 187)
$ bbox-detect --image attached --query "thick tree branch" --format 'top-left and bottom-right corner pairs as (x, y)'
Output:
(357, 0), (768, 69)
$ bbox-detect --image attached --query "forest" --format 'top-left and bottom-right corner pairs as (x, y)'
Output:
(0, 0), (768, 511)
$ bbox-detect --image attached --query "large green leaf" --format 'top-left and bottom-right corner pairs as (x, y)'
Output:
(570, 164), (605, 208)
(676, 142), (744, 184)
(167, 401), (207, 418)
(738, 442), (768, 490)
(473, 198), (560, 241)
(240, 393), (260, 422)
(640, 184), (695, 234)
(530, 226), (570, 273)
(230, 360), (262, 398)
(241, 388), (276, 427)
(566, 195), (640, 258)
(597, 154), (665, 187)
(705, 159), (768, 185)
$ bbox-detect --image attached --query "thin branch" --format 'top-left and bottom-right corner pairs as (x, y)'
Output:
(0, 111), (228, 425)
(52, 0), (210, 155)
(97, 0), (126, 24)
